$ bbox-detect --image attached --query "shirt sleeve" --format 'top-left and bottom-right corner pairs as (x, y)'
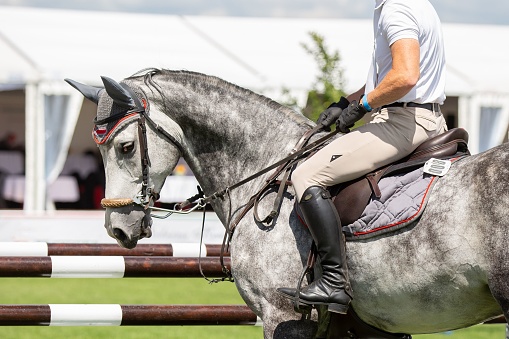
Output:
(380, 1), (419, 46)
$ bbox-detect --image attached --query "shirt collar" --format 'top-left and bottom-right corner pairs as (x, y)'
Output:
(374, 0), (388, 10)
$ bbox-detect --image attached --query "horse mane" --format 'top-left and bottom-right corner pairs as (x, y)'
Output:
(126, 67), (313, 127)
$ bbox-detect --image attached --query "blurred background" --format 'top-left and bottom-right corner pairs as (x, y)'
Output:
(1, 0), (509, 212)
(1, 3), (508, 338)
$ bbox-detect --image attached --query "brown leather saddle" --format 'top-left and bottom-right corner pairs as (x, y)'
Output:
(332, 127), (469, 226)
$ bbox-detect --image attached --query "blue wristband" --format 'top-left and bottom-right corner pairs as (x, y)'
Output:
(362, 95), (372, 112)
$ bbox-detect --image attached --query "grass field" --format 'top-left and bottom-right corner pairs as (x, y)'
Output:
(0, 278), (504, 338)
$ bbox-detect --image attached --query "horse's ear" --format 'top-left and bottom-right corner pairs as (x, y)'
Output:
(100, 76), (136, 109)
(65, 78), (103, 105)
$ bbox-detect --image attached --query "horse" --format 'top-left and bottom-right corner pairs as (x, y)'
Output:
(66, 68), (509, 338)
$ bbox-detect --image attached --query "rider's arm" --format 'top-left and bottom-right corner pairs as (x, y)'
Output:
(364, 38), (420, 109)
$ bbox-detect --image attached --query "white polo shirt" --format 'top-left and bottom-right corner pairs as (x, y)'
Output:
(366, 0), (446, 104)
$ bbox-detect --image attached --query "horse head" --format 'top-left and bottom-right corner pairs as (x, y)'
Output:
(66, 76), (182, 248)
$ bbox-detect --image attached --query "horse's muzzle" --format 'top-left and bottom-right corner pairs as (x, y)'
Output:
(104, 205), (149, 249)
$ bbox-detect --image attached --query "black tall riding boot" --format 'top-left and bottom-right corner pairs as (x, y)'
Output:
(278, 186), (353, 314)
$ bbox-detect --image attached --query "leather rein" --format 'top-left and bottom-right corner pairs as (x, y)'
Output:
(98, 82), (342, 281)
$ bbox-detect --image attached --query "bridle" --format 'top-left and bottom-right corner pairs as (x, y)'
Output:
(96, 80), (342, 281)
(99, 81), (343, 218)
(98, 83), (202, 235)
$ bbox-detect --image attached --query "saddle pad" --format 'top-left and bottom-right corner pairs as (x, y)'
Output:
(343, 166), (436, 241)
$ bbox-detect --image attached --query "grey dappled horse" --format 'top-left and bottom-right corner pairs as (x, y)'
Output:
(67, 69), (509, 338)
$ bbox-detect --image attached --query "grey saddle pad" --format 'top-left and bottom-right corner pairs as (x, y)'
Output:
(343, 166), (437, 241)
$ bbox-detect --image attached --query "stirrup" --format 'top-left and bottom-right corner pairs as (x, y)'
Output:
(294, 303), (313, 316)
(293, 241), (318, 315)
(328, 301), (350, 314)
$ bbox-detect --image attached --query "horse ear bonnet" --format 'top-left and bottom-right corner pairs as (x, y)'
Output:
(100, 76), (136, 109)
(66, 76), (148, 145)
(64, 78), (102, 104)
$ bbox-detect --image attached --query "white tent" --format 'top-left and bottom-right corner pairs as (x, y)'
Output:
(1, 6), (508, 211)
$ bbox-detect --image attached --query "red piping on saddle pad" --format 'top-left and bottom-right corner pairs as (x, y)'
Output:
(352, 176), (437, 236)
(294, 177), (437, 234)
(352, 156), (464, 236)
(296, 156), (463, 236)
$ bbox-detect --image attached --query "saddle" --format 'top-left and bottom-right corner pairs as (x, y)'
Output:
(332, 128), (469, 226)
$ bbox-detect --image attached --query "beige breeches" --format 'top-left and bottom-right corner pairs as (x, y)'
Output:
(292, 106), (448, 202)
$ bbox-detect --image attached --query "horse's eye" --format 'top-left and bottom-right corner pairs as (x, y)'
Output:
(120, 142), (135, 154)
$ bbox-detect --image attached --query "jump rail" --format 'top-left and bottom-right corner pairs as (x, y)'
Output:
(0, 304), (261, 326)
(0, 242), (228, 257)
(0, 256), (230, 278)
(0, 304), (503, 326)
(1, 243), (504, 328)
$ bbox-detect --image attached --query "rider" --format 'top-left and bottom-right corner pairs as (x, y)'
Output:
(278, 0), (448, 314)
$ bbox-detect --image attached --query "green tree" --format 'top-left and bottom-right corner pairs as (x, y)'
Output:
(281, 32), (347, 122)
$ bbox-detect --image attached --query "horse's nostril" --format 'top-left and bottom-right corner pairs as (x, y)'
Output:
(113, 228), (128, 242)
(112, 228), (138, 249)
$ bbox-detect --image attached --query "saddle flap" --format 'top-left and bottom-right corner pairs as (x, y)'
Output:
(333, 169), (386, 226)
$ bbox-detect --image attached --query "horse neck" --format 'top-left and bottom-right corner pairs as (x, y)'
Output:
(146, 71), (312, 218)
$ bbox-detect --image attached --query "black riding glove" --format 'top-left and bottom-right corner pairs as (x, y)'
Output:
(316, 96), (350, 131)
(335, 100), (368, 133)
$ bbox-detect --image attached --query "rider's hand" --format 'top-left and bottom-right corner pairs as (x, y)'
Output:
(316, 96), (350, 131)
(335, 100), (368, 133)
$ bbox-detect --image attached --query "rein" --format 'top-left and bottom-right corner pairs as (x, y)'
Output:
(98, 81), (343, 282)
(202, 125), (340, 206)
(198, 124), (344, 282)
